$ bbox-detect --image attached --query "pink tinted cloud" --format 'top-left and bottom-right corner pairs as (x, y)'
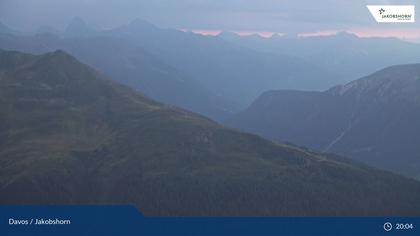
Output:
(179, 28), (420, 41)
(349, 28), (420, 40)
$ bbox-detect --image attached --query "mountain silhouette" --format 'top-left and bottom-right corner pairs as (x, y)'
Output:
(227, 64), (420, 178)
(1, 49), (420, 215)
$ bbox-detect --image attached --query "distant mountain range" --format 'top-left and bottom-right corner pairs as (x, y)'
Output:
(1, 49), (420, 215)
(0, 19), (337, 118)
(227, 64), (420, 179)
(219, 31), (420, 83)
(4, 19), (420, 122)
(101, 19), (338, 106)
(0, 26), (237, 121)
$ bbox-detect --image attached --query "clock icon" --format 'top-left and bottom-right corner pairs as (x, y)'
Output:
(384, 222), (393, 232)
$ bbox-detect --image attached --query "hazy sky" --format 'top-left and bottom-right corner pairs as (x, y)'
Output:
(1, 0), (419, 38)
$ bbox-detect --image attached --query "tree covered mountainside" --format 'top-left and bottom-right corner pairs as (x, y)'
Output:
(227, 64), (420, 179)
(1, 49), (420, 216)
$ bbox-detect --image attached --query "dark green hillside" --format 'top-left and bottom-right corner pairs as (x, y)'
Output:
(1, 49), (420, 216)
(227, 64), (420, 178)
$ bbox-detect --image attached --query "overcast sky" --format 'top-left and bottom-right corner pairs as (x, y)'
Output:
(1, 0), (419, 38)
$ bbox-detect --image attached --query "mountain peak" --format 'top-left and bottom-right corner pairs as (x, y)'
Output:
(228, 63), (420, 179)
(218, 31), (241, 40)
(111, 18), (159, 34)
(51, 49), (72, 57)
(334, 31), (359, 39)
(2, 50), (420, 215)
(68, 17), (88, 28)
(65, 17), (95, 37)
(128, 18), (157, 29)
(270, 33), (285, 39)
(328, 63), (420, 102)
(0, 22), (17, 35)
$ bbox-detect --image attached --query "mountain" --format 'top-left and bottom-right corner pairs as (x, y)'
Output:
(1, 49), (420, 216)
(0, 31), (237, 121)
(0, 19), (337, 118)
(219, 31), (420, 83)
(104, 19), (338, 106)
(0, 22), (21, 36)
(227, 64), (420, 179)
(64, 17), (97, 38)
(36, 25), (61, 35)
(61, 36), (238, 121)
(217, 31), (243, 41)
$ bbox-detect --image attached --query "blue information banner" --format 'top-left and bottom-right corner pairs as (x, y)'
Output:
(0, 206), (418, 236)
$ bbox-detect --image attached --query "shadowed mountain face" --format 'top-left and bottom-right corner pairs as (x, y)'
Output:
(1, 49), (420, 216)
(219, 32), (420, 83)
(0, 23), (15, 35)
(103, 20), (337, 106)
(227, 64), (420, 178)
(64, 17), (97, 38)
(0, 19), (339, 120)
(0, 19), (337, 107)
(0, 32), (237, 121)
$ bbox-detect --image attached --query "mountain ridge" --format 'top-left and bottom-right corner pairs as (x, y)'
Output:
(219, 30), (420, 82)
(227, 63), (420, 178)
(0, 31), (237, 121)
(2, 49), (420, 215)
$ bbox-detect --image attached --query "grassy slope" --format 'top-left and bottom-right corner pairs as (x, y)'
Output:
(0, 49), (420, 216)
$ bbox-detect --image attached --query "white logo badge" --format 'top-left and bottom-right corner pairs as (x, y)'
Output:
(367, 5), (415, 23)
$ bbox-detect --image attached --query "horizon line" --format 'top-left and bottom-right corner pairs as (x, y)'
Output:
(178, 28), (420, 41)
